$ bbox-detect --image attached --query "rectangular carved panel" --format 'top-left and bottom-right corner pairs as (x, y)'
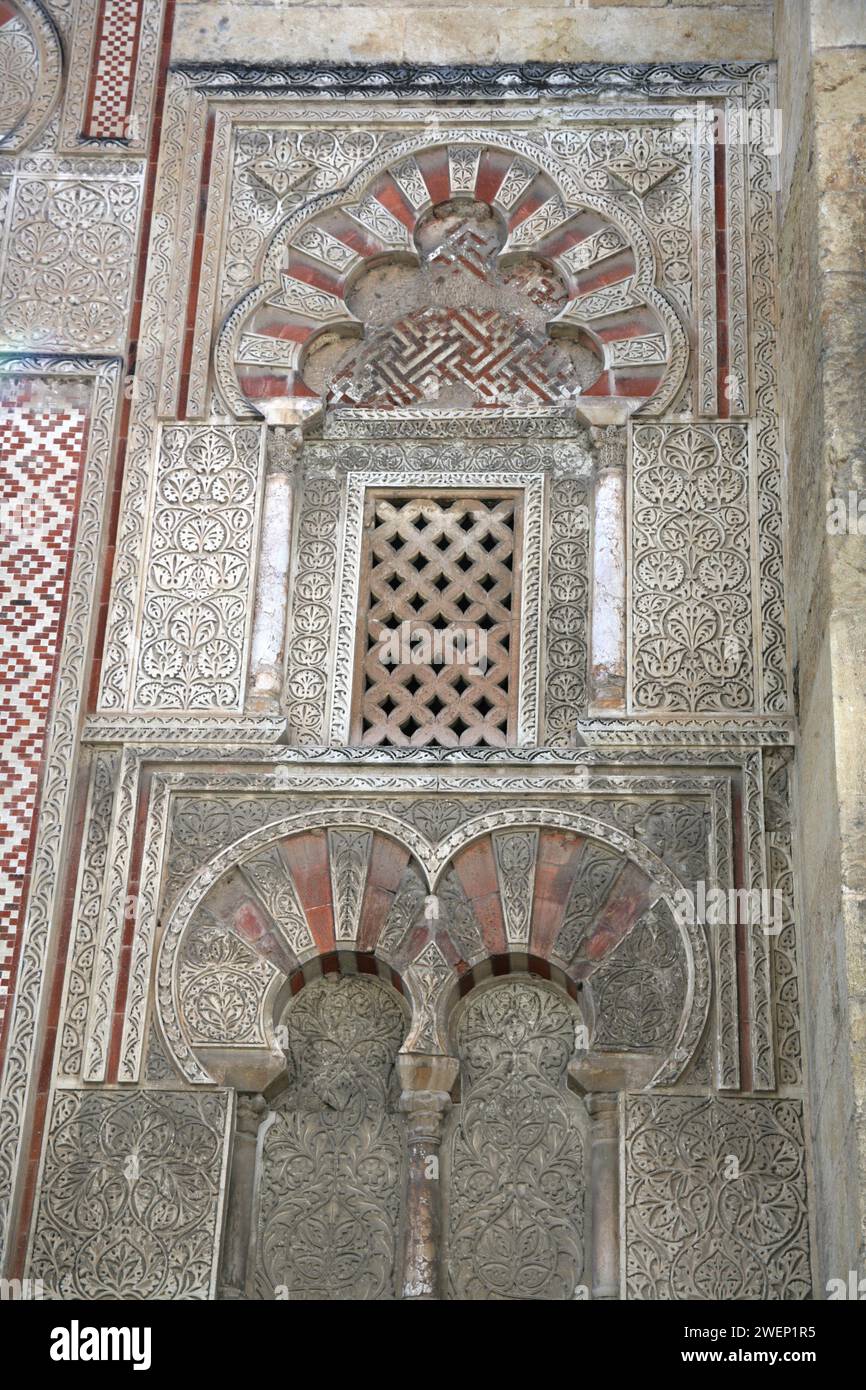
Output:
(624, 1095), (811, 1299)
(133, 424), (264, 711)
(543, 478), (589, 745)
(29, 1088), (233, 1299)
(0, 176), (142, 353)
(630, 421), (755, 713)
(352, 490), (523, 747)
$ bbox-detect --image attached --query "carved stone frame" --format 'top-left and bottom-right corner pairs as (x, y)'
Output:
(330, 471), (545, 746)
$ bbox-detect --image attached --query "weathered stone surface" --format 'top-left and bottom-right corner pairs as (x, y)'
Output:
(4, 0), (864, 1307)
(810, 0), (866, 49)
(776, 7), (866, 1284)
(171, 3), (773, 62)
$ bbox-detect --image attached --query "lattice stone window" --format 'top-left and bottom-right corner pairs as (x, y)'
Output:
(352, 489), (523, 746)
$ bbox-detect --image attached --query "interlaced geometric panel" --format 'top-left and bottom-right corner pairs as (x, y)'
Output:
(352, 491), (522, 747)
(326, 201), (599, 410)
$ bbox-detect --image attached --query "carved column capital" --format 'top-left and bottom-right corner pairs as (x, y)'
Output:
(590, 423), (628, 473)
(261, 396), (323, 434)
(397, 1052), (458, 1142)
(399, 1087), (453, 1143)
(585, 1090), (619, 1124)
(397, 1053), (459, 1123)
(266, 424), (303, 473)
(235, 1092), (267, 1136)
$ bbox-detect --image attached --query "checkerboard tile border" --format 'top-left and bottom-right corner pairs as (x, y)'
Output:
(84, 0), (144, 140)
(0, 399), (88, 1047)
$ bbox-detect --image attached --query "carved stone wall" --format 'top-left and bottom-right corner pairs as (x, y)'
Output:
(0, 17), (828, 1305)
(131, 424), (265, 712)
(255, 976), (406, 1300)
(631, 422), (756, 713)
(443, 980), (587, 1300)
(624, 1095), (811, 1300)
(29, 1088), (232, 1299)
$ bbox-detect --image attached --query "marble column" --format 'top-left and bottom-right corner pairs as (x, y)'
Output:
(397, 1053), (459, 1300)
(219, 1093), (267, 1300)
(247, 425), (298, 711)
(585, 1091), (622, 1300)
(589, 425), (627, 713)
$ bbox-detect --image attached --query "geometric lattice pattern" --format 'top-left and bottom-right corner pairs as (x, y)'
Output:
(331, 304), (587, 410)
(85, 0), (142, 139)
(328, 203), (597, 410)
(352, 491), (522, 747)
(0, 402), (86, 1052)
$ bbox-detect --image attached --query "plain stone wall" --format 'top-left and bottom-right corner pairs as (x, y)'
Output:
(775, 0), (866, 1291)
(171, 0), (773, 64)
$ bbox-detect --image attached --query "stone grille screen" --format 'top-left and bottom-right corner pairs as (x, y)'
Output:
(352, 490), (522, 746)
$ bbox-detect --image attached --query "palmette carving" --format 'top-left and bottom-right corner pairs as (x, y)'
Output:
(82, 746), (139, 1082)
(445, 981), (585, 1300)
(0, 8), (40, 141)
(29, 1090), (231, 1300)
(178, 909), (274, 1045)
(625, 1096), (810, 1300)
(134, 425), (263, 711)
(493, 831), (538, 944)
(631, 423), (755, 712)
(764, 748), (801, 1086)
(0, 358), (121, 1264)
(57, 751), (118, 1078)
(283, 474), (342, 744)
(377, 863), (428, 958)
(120, 774), (173, 1083)
(590, 902), (686, 1050)
(403, 939), (452, 1053)
(0, 178), (141, 352)
(436, 866), (484, 962)
(240, 845), (314, 957)
(555, 838), (625, 964)
(256, 977), (405, 1300)
(0, 0), (63, 153)
(747, 71), (790, 713)
(5, 62), (804, 1298)
(743, 749), (774, 1090)
(163, 787), (716, 906)
(217, 124), (688, 418)
(328, 828), (373, 942)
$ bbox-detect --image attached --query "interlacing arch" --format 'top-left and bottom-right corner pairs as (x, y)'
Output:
(215, 134), (689, 421)
(156, 808), (708, 1091)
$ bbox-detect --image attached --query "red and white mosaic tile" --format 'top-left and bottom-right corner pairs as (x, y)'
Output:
(86, 0), (143, 140)
(0, 399), (87, 1048)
